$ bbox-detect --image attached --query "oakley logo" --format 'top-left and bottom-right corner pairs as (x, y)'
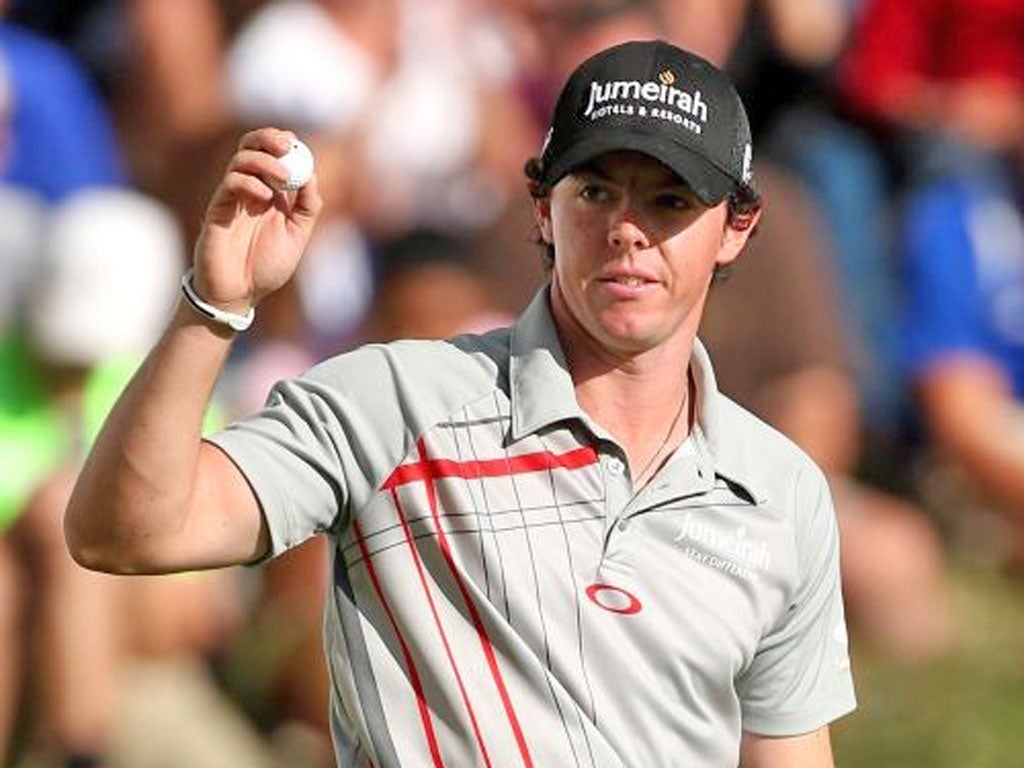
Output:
(585, 583), (643, 615)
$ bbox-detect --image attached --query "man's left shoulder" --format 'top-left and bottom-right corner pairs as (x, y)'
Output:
(715, 395), (829, 504)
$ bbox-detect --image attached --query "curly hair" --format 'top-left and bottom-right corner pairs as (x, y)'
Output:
(523, 156), (762, 279)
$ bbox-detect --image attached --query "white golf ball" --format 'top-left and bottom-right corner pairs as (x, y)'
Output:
(278, 138), (314, 190)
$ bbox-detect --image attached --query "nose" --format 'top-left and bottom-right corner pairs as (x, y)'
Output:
(608, 211), (650, 252)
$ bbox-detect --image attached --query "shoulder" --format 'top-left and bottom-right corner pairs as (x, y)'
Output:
(713, 394), (831, 516)
(715, 396), (840, 584)
(296, 329), (512, 431)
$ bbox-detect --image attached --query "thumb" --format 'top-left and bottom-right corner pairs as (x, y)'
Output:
(289, 168), (323, 227)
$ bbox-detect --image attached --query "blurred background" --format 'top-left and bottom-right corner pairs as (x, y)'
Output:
(2, 0), (1023, 766)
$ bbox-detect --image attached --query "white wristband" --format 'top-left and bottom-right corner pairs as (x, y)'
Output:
(180, 268), (255, 332)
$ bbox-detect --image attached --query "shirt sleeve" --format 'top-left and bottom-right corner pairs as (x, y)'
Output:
(205, 346), (413, 558)
(736, 464), (857, 735)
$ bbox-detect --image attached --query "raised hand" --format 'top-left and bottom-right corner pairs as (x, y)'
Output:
(192, 127), (323, 314)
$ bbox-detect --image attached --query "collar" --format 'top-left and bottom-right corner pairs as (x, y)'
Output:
(508, 286), (769, 504)
(687, 340), (769, 504)
(508, 287), (584, 439)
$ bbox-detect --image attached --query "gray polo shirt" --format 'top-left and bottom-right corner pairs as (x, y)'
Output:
(209, 288), (856, 768)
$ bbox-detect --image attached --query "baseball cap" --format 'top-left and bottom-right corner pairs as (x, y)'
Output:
(540, 40), (754, 205)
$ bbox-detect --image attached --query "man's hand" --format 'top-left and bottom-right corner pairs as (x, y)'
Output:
(192, 127), (323, 315)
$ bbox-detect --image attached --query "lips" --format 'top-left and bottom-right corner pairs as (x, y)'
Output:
(597, 267), (660, 290)
(601, 275), (651, 287)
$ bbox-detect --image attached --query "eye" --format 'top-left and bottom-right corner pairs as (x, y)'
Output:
(655, 192), (693, 211)
(579, 183), (613, 204)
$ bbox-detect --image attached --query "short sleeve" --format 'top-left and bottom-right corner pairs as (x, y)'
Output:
(736, 466), (857, 735)
(205, 347), (412, 558)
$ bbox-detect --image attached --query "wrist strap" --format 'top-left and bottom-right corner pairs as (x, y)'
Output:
(180, 268), (255, 332)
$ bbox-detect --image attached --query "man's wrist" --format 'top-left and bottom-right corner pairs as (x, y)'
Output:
(180, 268), (255, 332)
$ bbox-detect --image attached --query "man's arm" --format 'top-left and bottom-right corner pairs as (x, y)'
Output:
(740, 727), (835, 768)
(65, 127), (323, 574)
(918, 355), (1024, 512)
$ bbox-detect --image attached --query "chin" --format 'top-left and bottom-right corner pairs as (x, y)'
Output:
(596, 324), (662, 354)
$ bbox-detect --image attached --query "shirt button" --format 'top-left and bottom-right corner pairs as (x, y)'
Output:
(618, 518), (630, 531)
(607, 457), (625, 475)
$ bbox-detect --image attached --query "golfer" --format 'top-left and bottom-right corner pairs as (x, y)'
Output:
(67, 40), (856, 767)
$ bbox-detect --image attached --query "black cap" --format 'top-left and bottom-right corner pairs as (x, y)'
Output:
(540, 40), (753, 205)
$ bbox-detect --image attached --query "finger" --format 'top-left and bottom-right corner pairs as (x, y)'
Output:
(237, 127), (295, 157)
(207, 170), (275, 220)
(228, 149), (293, 191)
(291, 168), (323, 221)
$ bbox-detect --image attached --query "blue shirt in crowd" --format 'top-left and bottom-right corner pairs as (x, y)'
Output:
(0, 22), (123, 202)
(900, 166), (1024, 399)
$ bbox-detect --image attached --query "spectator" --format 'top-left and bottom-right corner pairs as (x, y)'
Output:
(0, 189), (269, 768)
(0, 17), (124, 201)
(702, 163), (953, 660)
(843, 0), (1024, 569)
(841, 0), (1024, 173)
(899, 151), (1024, 568)
(0, 188), (177, 766)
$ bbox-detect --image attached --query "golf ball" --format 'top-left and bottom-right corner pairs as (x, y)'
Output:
(278, 138), (314, 190)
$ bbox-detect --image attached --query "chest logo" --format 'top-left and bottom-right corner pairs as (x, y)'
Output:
(674, 513), (772, 580)
(585, 583), (643, 615)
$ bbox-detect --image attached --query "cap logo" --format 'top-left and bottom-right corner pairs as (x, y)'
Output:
(582, 77), (708, 137)
(742, 143), (753, 183)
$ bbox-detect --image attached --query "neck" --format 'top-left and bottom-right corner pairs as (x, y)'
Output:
(548, 287), (697, 477)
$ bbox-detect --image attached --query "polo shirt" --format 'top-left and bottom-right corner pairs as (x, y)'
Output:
(209, 288), (857, 768)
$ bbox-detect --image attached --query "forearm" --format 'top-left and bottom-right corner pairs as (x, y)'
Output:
(939, 399), (1024, 512)
(65, 301), (235, 571)
(920, 361), (1024, 514)
(67, 127), (321, 573)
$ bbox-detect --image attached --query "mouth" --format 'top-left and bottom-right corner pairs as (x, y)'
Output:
(601, 275), (650, 287)
(596, 273), (660, 297)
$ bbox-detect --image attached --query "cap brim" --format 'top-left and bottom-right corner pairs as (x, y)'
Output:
(543, 130), (736, 205)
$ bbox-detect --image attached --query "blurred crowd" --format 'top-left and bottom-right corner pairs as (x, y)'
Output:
(2, 0), (1023, 766)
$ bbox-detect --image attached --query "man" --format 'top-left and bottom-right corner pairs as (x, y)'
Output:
(66, 41), (856, 767)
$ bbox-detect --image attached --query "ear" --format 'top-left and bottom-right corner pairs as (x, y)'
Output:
(716, 204), (762, 269)
(533, 196), (553, 244)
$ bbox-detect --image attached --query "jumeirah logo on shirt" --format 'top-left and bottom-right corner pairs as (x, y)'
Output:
(674, 513), (771, 581)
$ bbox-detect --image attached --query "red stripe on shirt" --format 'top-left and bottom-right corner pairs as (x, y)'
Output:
(416, 438), (538, 768)
(390, 488), (495, 768)
(384, 445), (599, 489)
(352, 518), (446, 768)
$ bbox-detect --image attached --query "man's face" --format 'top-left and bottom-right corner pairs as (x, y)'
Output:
(535, 150), (755, 360)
